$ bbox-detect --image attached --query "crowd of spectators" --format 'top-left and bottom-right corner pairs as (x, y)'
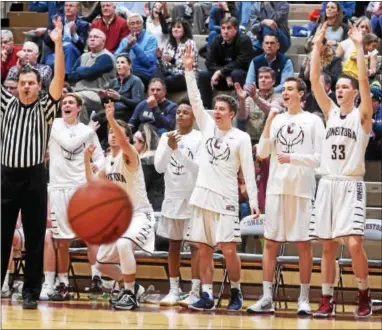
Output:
(1, 0), (382, 225)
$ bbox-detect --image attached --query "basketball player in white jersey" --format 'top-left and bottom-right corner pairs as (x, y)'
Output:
(310, 23), (373, 318)
(49, 93), (104, 300)
(84, 101), (155, 311)
(244, 77), (325, 315)
(182, 45), (260, 311)
(154, 101), (202, 307)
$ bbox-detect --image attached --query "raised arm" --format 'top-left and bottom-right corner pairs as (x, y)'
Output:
(183, 43), (213, 131)
(105, 101), (139, 170)
(348, 24), (373, 133)
(48, 16), (65, 101)
(310, 22), (333, 119)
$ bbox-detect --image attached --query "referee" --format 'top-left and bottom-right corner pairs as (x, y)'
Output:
(1, 17), (64, 309)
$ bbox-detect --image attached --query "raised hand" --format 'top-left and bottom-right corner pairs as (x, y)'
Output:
(84, 143), (96, 162)
(182, 43), (194, 72)
(244, 83), (257, 100)
(48, 15), (63, 43)
(234, 83), (247, 100)
(167, 131), (181, 150)
(348, 22), (363, 46)
(88, 120), (100, 132)
(104, 100), (115, 122)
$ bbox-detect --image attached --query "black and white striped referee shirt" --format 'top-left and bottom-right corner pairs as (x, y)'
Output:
(1, 85), (59, 168)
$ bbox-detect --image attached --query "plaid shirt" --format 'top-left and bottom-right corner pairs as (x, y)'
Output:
(6, 63), (52, 94)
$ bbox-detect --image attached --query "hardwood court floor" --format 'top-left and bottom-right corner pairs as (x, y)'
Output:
(2, 298), (382, 329)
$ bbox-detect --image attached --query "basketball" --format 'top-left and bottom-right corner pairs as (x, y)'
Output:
(67, 180), (133, 245)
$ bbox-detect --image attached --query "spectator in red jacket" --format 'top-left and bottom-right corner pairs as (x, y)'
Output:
(1, 30), (22, 82)
(91, 2), (129, 53)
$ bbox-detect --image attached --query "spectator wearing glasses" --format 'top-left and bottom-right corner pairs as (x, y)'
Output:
(90, 2), (129, 53)
(115, 13), (158, 88)
(1, 30), (22, 82)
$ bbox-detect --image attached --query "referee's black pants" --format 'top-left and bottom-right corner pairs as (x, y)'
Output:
(1, 164), (47, 300)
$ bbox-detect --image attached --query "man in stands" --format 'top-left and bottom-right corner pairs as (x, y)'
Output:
(246, 33), (294, 94)
(44, 1), (89, 73)
(1, 30), (22, 82)
(6, 41), (52, 95)
(115, 13), (158, 88)
(198, 17), (254, 109)
(91, 2), (129, 54)
(67, 28), (116, 123)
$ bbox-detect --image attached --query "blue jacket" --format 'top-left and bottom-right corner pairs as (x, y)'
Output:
(208, 5), (239, 33)
(129, 99), (177, 132)
(44, 15), (89, 53)
(114, 30), (158, 78)
(29, 2), (64, 21)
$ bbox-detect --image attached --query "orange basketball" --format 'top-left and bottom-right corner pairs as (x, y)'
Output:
(67, 180), (133, 245)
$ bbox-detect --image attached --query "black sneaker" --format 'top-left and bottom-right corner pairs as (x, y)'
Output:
(110, 283), (145, 305)
(51, 283), (70, 301)
(88, 276), (103, 300)
(227, 288), (243, 311)
(113, 290), (139, 310)
(23, 294), (38, 310)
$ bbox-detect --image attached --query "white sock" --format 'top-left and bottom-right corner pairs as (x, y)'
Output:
(44, 271), (55, 286)
(231, 281), (241, 290)
(263, 281), (273, 299)
(191, 279), (201, 293)
(91, 264), (102, 279)
(356, 277), (369, 291)
(58, 273), (69, 286)
(169, 277), (179, 292)
(322, 283), (334, 296)
(124, 281), (135, 292)
(299, 283), (310, 301)
(202, 284), (213, 299)
(3, 271), (10, 287)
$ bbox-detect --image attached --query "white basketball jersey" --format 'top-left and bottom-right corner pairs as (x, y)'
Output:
(105, 151), (152, 212)
(320, 104), (369, 177)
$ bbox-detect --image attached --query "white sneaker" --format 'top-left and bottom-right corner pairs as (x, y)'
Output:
(297, 297), (311, 315)
(160, 289), (181, 306)
(1, 284), (11, 298)
(247, 296), (275, 314)
(178, 290), (200, 308)
(39, 282), (55, 301)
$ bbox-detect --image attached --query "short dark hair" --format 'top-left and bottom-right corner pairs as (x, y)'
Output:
(220, 17), (238, 29)
(116, 54), (132, 65)
(258, 66), (276, 81)
(178, 98), (191, 107)
(63, 81), (73, 93)
(363, 33), (379, 46)
(213, 94), (238, 115)
(61, 93), (83, 107)
(263, 32), (280, 43)
(284, 77), (307, 96)
(148, 78), (166, 92)
(337, 73), (359, 90)
(321, 73), (332, 87)
(169, 18), (193, 48)
(18, 64), (41, 84)
(4, 77), (18, 84)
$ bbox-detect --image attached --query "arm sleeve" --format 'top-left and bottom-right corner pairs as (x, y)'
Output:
(274, 59), (294, 94)
(1, 84), (14, 113)
(263, 2), (289, 23)
(72, 21), (89, 52)
(240, 134), (259, 209)
(131, 37), (158, 68)
(41, 93), (60, 124)
(74, 54), (114, 81)
(119, 79), (145, 108)
(154, 135), (172, 174)
(152, 102), (177, 130)
(66, 56), (83, 82)
(257, 120), (276, 159)
(221, 37), (253, 76)
(51, 125), (93, 151)
(185, 70), (214, 132)
(245, 60), (256, 85)
(208, 7), (221, 32)
(114, 38), (128, 58)
(290, 117), (325, 167)
(173, 148), (199, 175)
(205, 39), (222, 73)
(91, 132), (105, 170)
(250, 5), (262, 34)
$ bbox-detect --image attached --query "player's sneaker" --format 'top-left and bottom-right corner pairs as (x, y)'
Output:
(313, 295), (335, 318)
(178, 290), (200, 308)
(1, 283), (12, 298)
(110, 283), (145, 305)
(247, 296), (275, 314)
(113, 290), (139, 310)
(227, 288), (243, 311)
(39, 282), (54, 301)
(356, 288), (372, 318)
(87, 276), (103, 300)
(160, 289), (182, 306)
(297, 297), (311, 316)
(189, 292), (215, 311)
(51, 283), (71, 301)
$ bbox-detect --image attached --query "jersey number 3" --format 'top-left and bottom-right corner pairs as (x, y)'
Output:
(331, 144), (346, 160)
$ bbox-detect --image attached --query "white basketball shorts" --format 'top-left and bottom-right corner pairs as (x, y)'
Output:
(185, 206), (241, 248)
(309, 178), (366, 240)
(265, 195), (313, 242)
(156, 216), (190, 241)
(50, 187), (78, 240)
(97, 208), (155, 263)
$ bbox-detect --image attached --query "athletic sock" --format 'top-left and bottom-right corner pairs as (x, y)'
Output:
(322, 283), (334, 296)
(169, 277), (179, 292)
(356, 277), (369, 291)
(44, 271), (55, 286)
(124, 281), (135, 292)
(58, 273), (69, 286)
(263, 281), (273, 299)
(91, 264), (102, 279)
(202, 284), (213, 299)
(231, 281), (241, 290)
(191, 279), (201, 294)
(299, 283), (310, 301)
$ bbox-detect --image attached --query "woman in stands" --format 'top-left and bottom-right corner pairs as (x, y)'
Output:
(155, 18), (198, 93)
(145, 2), (170, 50)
